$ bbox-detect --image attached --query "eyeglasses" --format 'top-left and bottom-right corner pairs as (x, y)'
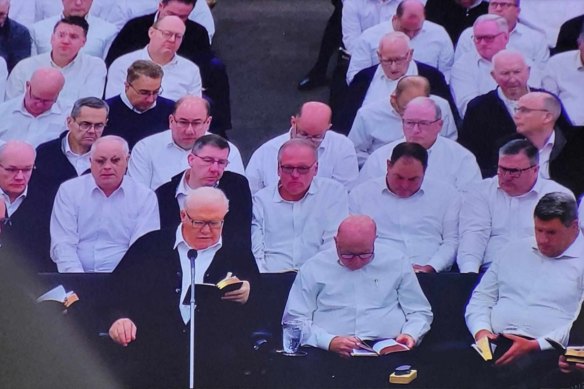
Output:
(128, 82), (163, 97)
(294, 129), (326, 142)
(497, 164), (536, 178)
(489, 1), (518, 9)
(28, 86), (57, 105)
(472, 32), (505, 43)
(153, 27), (184, 41)
(192, 153), (229, 167)
(172, 115), (208, 130)
(514, 106), (549, 114)
(402, 119), (440, 129)
(54, 31), (83, 40)
(378, 54), (410, 66)
(184, 211), (224, 229)
(73, 120), (106, 131)
(339, 252), (375, 261)
(279, 162), (316, 175)
(0, 163), (35, 176)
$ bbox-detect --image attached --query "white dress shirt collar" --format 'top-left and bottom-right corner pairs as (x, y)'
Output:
(62, 133), (91, 176)
(120, 89), (157, 114)
(532, 232), (584, 260)
(0, 186), (28, 216)
(538, 131), (555, 179)
(575, 51), (584, 71)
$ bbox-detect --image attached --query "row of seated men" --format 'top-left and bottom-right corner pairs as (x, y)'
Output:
(0, 0), (231, 135)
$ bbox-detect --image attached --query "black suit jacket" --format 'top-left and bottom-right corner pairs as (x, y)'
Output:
(460, 88), (575, 178)
(424, 0), (489, 44)
(334, 62), (458, 135)
(549, 128), (584, 200)
(110, 228), (258, 387)
(155, 171), (253, 252)
(553, 15), (584, 55)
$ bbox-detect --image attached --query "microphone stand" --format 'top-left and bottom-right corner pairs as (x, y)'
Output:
(188, 249), (198, 389)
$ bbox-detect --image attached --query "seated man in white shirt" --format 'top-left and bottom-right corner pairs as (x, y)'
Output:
(451, 14), (512, 116)
(0, 67), (69, 147)
(347, 0), (453, 83)
(30, 0), (118, 59)
(542, 29), (584, 126)
(281, 214), (432, 387)
(454, 0), (549, 72)
(128, 95), (243, 190)
(245, 101), (358, 193)
(106, 15), (202, 101)
(50, 135), (160, 272)
(358, 96), (481, 189)
(252, 139), (349, 273)
(349, 75), (457, 167)
(6, 16), (107, 103)
(350, 142), (460, 273)
(464, 192), (584, 388)
(458, 139), (573, 273)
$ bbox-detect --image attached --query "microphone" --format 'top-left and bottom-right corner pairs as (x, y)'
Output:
(187, 248), (198, 389)
(187, 249), (198, 262)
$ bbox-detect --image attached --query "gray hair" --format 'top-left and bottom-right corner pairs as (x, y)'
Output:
(70, 97), (110, 119)
(406, 96), (442, 120)
(534, 192), (578, 227)
(183, 186), (230, 212)
(89, 135), (129, 157)
(277, 138), (317, 163)
(474, 14), (509, 34)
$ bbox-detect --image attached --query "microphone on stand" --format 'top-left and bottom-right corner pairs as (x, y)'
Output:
(187, 249), (197, 389)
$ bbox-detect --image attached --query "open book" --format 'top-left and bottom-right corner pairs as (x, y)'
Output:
(471, 336), (494, 361)
(182, 273), (243, 304)
(351, 338), (410, 357)
(546, 338), (584, 364)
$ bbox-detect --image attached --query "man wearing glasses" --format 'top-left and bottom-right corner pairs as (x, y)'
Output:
(105, 15), (202, 101)
(454, 0), (549, 71)
(0, 68), (68, 147)
(50, 135), (159, 272)
(281, 214), (432, 387)
(351, 142), (460, 273)
(251, 138), (349, 273)
(246, 101), (358, 194)
(156, 134), (252, 252)
(108, 186), (258, 388)
(128, 95), (243, 190)
(359, 97), (481, 190)
(104, 60), (175, 149)
(458, 139), (573, 273)
(513, 91), (584, 198)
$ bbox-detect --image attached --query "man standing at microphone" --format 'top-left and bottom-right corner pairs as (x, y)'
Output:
(107, 187), (258, 388)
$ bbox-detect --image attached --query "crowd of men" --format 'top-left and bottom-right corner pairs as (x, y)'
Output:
(1, 0), (584, 387)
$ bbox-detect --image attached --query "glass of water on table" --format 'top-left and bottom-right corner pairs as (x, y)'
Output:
(282, 319), (307, 356)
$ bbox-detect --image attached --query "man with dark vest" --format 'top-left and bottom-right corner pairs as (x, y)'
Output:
(156, 134), (252, 251)
(104, 60), (174, 149)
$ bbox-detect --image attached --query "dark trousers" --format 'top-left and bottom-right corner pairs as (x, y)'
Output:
(306, 0), (342, 79)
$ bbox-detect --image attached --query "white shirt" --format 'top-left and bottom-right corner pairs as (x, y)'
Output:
(458, 176), (574, 273)
(0, 96), (68, 147)
(34, 0), (119, 21)
(6, 52), (107, 104)
(542, 51), (584, 126)
(50, 174), (160, 273)
(538, 131), (555, 180)
(349, 176), (460, 272)
(0, 186), (28, 217)
(358, 136), (482, 190)
(0, 57), (7, 104)
(361, 60), (419, 106)
(245, 130), (359, 194)
(127, 129), (244, 190)
(62, 133), (91, 176)
(9, 0), (36, 28)
(347, 20), (454, 83)
(342, 0), (427, 54)
(106, 46), (202, 101)
(104, 0), (215, 43)
(282, 243), (433, 350)
(175, 226), (222, 324)
(251, 177), (349, 273)
(465, 233), (584, 350)
(454, 22), (549, 71)
(348, 94), (457, 167)
(519, 0), (584, 48)
(30, 14), (118, 59)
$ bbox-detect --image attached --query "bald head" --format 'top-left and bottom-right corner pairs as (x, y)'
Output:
(181, 186), (229, 250)
(394, 0), (425, 39)
(392, 76), (431, 115)
(184, 186), (230, 213)
(291, 101), (332, 147)
(491, 49), (530, 100)
(377, 32), (413, 80)
(337, 215), (377, 240)
(0, 141), (36, 202)
(148, 15), (186, 62)
(335, 215), (377, 271)
(23, 68), (64, 117)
